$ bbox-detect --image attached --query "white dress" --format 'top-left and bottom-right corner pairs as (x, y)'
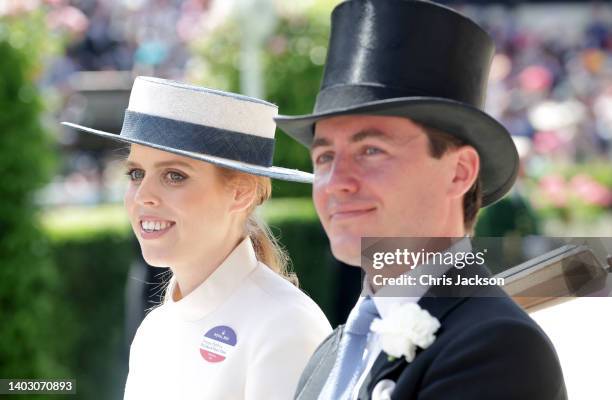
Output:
(124, 238), (332, 400)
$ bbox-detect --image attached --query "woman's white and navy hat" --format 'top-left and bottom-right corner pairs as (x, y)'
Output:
(62, 76), (312, 183)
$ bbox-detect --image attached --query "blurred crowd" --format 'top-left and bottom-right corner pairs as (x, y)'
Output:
(472, 4), (612, 157)
(18, 0), (611, 215)
(42, 0), (213, 84)
(464, 3), (612, 213)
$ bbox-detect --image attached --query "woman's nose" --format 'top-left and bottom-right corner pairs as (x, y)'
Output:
(133, 178), (161, 207)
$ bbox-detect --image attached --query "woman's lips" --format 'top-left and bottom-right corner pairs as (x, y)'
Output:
(139, 222), (175, 239)
(138, 217), (176, 240)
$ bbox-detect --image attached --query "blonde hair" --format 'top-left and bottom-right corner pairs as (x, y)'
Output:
(218, 167), (298, 286)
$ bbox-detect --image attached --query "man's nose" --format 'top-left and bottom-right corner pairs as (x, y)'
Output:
(323, 153), (359, 195)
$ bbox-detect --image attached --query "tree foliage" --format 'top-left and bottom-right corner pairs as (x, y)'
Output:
(0, 11), (60, 380)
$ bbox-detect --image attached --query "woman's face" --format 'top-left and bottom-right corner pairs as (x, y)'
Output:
(123, 144), (236, 269)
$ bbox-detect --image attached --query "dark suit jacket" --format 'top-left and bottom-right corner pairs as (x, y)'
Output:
(295, 266), (567, 400)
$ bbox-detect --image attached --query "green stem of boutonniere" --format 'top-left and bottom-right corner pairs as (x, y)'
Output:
(387, 355), (397, 362)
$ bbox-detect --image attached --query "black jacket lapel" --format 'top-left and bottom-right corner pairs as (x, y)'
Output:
(358, 353), (406, 399)
(357, 264), (495, 399)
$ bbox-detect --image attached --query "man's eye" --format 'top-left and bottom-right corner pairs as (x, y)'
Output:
(364, 147), (383, 156)
(314, 152), (334, 165)
(126, 169), (144, 181)
(165, 171), (186, 183)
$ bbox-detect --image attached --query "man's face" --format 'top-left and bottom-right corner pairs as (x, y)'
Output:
(311, 115), (460, 266)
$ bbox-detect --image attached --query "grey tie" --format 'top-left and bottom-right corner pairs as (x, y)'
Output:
(318, 297), (380, 400)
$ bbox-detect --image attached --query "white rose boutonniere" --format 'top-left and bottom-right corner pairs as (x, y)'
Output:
(370, 302), (441, 362)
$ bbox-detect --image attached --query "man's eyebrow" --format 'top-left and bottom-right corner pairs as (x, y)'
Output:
(311, 137), (332, 151)
(125, 160), (195, 171)
(311, 128), (394, 151)
(350, 129), (393, 143)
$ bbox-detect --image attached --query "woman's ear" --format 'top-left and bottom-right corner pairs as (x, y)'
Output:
(228, 174), (257, 214)
(448, 145), (480, 199)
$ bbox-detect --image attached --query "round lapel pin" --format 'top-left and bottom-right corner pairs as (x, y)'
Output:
(199, 325), (237, 363)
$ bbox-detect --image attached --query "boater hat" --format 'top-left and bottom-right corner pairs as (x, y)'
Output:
(62, 76), (312, 183)
(275, 0), (519, 204)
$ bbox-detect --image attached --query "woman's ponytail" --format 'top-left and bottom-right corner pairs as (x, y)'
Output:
(220, 167), (298, 286)
(246, 212), (297, 286)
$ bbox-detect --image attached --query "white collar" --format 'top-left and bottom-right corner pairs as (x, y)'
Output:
(365, 237), (473, 319)
(166, 237), (258, 321)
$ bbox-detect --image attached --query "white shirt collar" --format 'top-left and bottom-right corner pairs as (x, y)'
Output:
(365, 237), (473, 319)
(166, 237), (258, 321)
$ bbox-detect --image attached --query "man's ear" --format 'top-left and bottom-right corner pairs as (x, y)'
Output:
(448, 145), (480, 199)
(228, 175), (257, 214)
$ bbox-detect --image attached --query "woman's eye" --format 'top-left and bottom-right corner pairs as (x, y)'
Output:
(126, 169), (144, 181)
(165, 171), (186, 183)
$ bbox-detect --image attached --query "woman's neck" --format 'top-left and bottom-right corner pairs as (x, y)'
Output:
(172, 231), (245, 301)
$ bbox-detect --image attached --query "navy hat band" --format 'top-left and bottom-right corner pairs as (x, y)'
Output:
(120, 110), (275, 167)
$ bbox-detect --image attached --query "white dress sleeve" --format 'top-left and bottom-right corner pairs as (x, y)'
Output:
(123, 308), (158, 400)
(123, 327), (142, 400)
(244, 308), (332, 400)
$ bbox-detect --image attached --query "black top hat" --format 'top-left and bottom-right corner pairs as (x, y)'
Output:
(275, 0), (518, 206)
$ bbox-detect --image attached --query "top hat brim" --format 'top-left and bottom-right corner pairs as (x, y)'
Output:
(275, 97), (518, 206)
(61, 122), (313, 184)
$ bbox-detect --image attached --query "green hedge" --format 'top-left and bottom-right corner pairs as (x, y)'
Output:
(48, 232), (132, 400)
(0, 24), (61, 400)
(35, 199), (334, 399)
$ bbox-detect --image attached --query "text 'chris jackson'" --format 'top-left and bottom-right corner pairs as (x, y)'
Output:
(372, 274), (505, 287)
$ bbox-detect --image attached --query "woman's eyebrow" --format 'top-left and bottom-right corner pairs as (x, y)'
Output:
(125, 160), (195, 171)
